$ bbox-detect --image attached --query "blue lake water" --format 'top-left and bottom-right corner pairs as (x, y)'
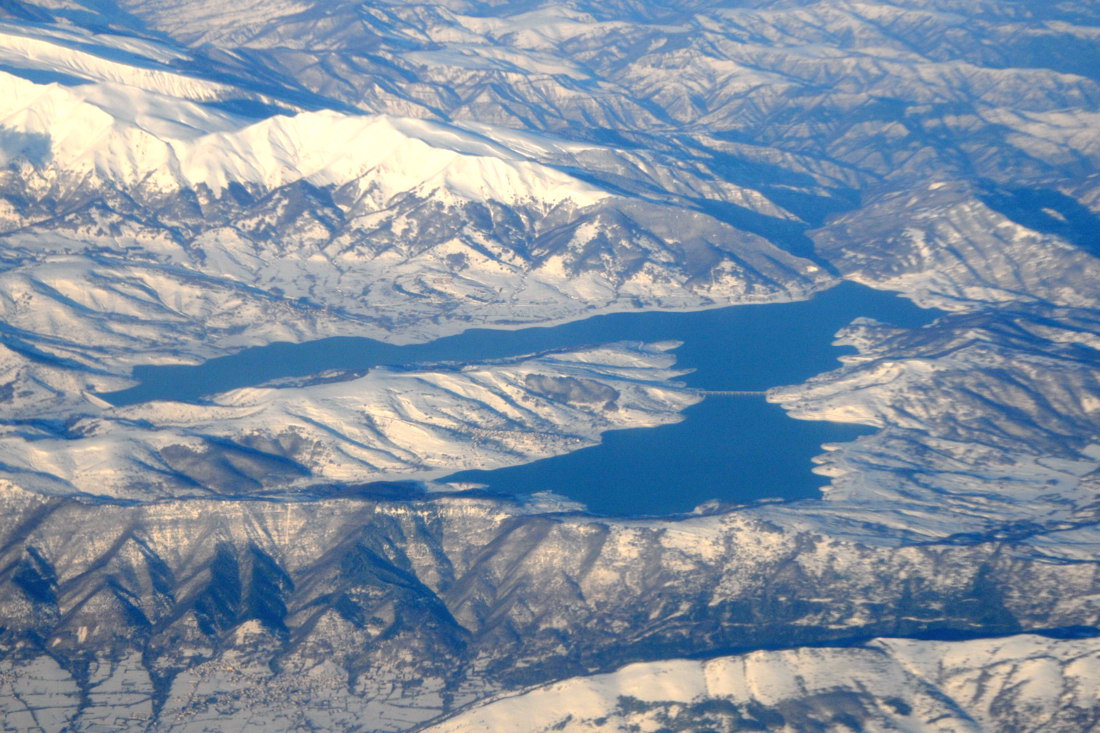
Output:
(106, 282), (935, 515)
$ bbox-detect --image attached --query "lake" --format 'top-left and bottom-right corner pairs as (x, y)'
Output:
(106, 282), (935, 515)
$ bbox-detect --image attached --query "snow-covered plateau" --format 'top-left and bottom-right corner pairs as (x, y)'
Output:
(0, 0), (1099, 730)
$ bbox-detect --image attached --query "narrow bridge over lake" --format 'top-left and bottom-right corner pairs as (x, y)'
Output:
(693, 389), (768, 397)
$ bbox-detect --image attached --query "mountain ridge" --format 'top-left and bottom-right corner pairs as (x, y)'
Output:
(0, 0), (1099, 730)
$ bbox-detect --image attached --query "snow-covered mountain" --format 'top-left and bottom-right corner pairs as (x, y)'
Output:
(429, 634), (1100, 732)
(0, 341), (697, 498)
(0, 28), (823, 421)
(0, 0), (1099, 730)
(0, 487), (1097, 730)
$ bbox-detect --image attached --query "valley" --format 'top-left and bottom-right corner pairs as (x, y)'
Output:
(0, 0), (1098, 730)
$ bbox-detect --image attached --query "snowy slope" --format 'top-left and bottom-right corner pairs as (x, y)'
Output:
(0, 0), (1098, 731)
(0, 26), (824, 410)
(427, 635), (1100, 733)
(0, 68), (607, 204)
(0, 341), (698, 498)
(0, 481), (1095, 731)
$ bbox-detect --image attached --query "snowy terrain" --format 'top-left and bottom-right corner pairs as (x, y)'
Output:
(0, 341), (698, 498)
(0, 0), (1098, 730)
(0, 485), (1097, 731)
(429, 635), (1100, 733)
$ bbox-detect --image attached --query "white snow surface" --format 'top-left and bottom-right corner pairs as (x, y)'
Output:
(427, 634), (1100, 733)
(0, 2), (1097, 729)
(0, 341), (698, 498)
(0, 69), (608, 206)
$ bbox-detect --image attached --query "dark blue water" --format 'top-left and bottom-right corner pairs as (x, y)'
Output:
(449, 398), (874, 515)
(105, 283), (935, 515)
